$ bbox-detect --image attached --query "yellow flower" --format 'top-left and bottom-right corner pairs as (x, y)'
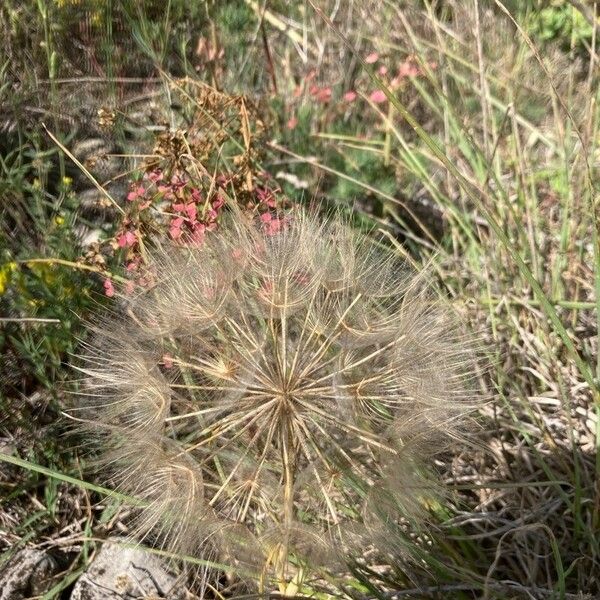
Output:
(62, 176), (73, 187)
(0, 262), (17, 295)
(91, 10), (102, 26)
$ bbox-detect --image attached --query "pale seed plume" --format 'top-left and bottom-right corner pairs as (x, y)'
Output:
(72, 208), (481, 587)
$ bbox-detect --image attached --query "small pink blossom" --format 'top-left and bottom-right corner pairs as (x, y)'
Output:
(397, 60), (421, 79)
(126, 185), (145, 202)
(146, 169), (163, 183)
(369, 89), (387, 104)
(309, 85), (332, 103)
(190, 223), (206, 244)
(103, 278), (115, 297)
(170, 175), (187, 190)
(263, 217), (283, 236)
(287, 115), (298, 130)
(365, 52), (379, 64)
(126, 258), (140, 272)
(173, 202), (198, 222)
(185, 204), (197, 221)
(169, 216), (184, 240)
(378, 65), (388, 76)
(162, 354), (174, 369)
(117, 231), (137, 248)
(343, 90), (357, 102)
(124, 280), (135, 295)
(256, 187), (276, 208)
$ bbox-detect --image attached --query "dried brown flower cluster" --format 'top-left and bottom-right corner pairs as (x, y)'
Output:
(74, 208), (479, 588)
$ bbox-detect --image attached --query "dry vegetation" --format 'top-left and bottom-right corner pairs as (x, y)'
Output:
(0, 0), (598, 598)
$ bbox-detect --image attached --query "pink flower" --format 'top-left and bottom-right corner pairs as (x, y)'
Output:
(170, 226), (183, 240)
(263, 216), (283, 236)
(287, 115), (298, 130)
(260, 212), (272, 223)
(162, 354), (174, 369)
(397, 60), (421, 79)
(378, 65), (388, 76)
(126, 185), (145, 202)
(369, 89), (387, 104)
(343, 90), (357, 102)
(117, 231), (137, 248)
(103, 278), (115, 298)
(146, 169), (163, 183)
(126, 258), (140, 272)
(256, 187), (276, 208)
(124, 280), (135, 295)
(309, 85), (332, 103)
(185, 204), (197, 221)
(365, 52), (379, 64)
(212, 196), (224, 210)
(190, 223), (206, 244)
(170, 175), (187, 190)
(169, 216), (184, 240)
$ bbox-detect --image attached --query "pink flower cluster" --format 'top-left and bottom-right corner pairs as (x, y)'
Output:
(101, 168), (287, 297)
(259, 212), (285, 235)
(255, 183), (289, 235)
(169, 193), (224, 244)
(286, 55), (437, 128)
(344, 53), (437, 105)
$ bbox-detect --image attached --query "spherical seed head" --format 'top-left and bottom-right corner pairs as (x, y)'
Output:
(75, 208), (480, 575)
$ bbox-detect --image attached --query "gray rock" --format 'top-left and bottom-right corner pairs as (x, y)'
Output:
(0, 548), (60, 600)
(70, 138), (123, 184)
(70, 538), (189, 600)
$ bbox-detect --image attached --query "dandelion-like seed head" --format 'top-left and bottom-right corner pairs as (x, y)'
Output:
(74, 208), (480, 583)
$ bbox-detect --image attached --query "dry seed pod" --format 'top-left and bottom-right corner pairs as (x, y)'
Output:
(73, 208), (480, 584)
